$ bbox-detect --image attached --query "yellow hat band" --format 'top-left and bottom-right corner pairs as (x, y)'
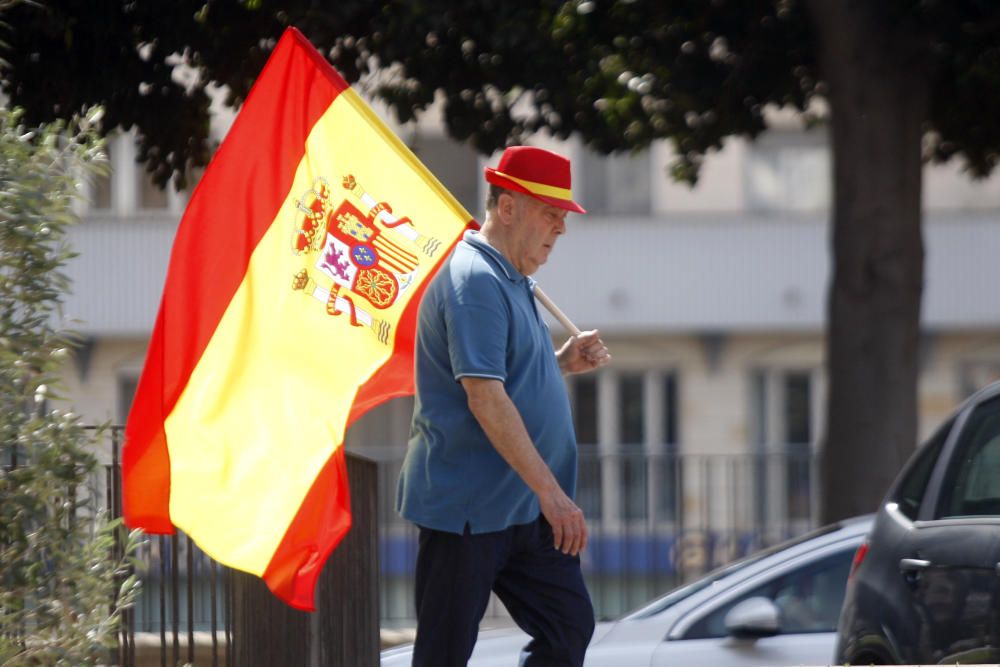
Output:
(493, 170), (573, 201)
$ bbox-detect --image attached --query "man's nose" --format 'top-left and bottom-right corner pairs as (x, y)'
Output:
(554, 216), (567, 234)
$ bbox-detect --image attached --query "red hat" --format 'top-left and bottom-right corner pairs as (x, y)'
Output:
(485, 146), (586, 214)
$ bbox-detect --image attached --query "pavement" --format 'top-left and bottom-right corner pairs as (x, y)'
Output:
(380, 627), (416, 649)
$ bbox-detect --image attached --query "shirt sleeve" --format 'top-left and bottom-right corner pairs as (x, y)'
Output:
(445, 272), (509, 382)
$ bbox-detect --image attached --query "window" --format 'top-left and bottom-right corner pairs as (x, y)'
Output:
(408, 135), (480, 214)
(745, 129), (830, 213)
(750, 368), (818, 525)
(784, 372), (812, 520)
(959, 361), (1000, 398)
(577, 453), (602, 519)
(344, 396), (416, 534)
(656, 374), (680, 523)
(571, 375), (598, 445)
(750, 369), (816, 450)
(579, 149), (651, 215)
(568, 370), (680, 523)
(569, 376), (600, 517)
(118, 375), (139, 424)
(344, 396), (415, 450)
(91, 140), (113, 210)
(618, 373), (645, 445)
(85, 134), (182, 213)
(137, 164), (169, 209)
(682, 548), (855, 639)
(784, 373), (812, 444)
(619, 373), (647, 520)
(937, 395), (1000, 518)
(893, 417), (953, 520)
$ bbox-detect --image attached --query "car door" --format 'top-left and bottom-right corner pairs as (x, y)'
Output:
(894, 392), (1000, 664)
(649, 545), (855, 667)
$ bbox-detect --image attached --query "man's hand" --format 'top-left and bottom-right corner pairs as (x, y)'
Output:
(538, 487), (588, 556)
(557, 329), (611, 375)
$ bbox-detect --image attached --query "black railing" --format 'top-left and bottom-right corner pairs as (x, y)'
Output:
(102, 427), (233, 667)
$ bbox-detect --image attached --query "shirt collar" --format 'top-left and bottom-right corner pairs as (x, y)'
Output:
(462, 230), (534, 287)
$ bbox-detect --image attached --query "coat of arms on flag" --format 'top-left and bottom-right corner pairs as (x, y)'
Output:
(290, 175), (444, 345)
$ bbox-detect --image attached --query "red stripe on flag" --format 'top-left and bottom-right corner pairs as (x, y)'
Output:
(262, 446), (352, 610)
(123, 29), (347, 532)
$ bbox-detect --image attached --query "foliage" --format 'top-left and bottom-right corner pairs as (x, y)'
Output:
(0, 106), (143, 667)
(1, 1), (998, 186)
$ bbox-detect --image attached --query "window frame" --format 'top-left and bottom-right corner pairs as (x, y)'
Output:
(117, 373), (140, 425)
(743, 127), (831, 213)
(407, 132), (480, 215)
(577, 147), (653, 216)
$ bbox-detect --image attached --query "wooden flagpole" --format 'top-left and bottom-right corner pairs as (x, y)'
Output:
(533, 285), (581, 336)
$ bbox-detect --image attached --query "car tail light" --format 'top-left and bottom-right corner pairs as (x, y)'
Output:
(848, 541), (869, 582)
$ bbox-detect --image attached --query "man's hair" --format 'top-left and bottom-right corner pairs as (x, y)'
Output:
(485, 184), (508, 212)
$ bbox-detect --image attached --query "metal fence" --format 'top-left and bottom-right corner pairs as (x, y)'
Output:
(35, 428), (818, 663)
(102, 429), (233, 667)
(365, 442), (819, 625)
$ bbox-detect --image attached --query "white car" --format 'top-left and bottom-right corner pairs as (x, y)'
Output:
(381, 515), (872, 667)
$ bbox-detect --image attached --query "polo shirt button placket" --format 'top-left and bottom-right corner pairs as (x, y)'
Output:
(525, 281), (544, 326)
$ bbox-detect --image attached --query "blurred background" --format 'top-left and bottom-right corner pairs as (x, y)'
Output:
(6, 0), (998, 648)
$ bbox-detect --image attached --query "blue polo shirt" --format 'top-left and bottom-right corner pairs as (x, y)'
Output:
(396, 230), (577, 534)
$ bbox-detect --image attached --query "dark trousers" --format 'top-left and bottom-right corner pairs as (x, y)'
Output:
(412, 516), (595, 667)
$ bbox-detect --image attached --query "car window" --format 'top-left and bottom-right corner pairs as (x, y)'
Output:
(680, 549), (854, 639)
(937, 395), (1000, 518)
(893, 416), (953, 520)
(624, 523), (846, 621)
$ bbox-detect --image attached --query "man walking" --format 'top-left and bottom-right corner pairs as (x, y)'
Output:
(397, 145), (610, 666)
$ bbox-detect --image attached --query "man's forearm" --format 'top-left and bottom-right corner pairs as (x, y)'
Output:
(460, 376), (587, 555)
(462, 378), (561, 497)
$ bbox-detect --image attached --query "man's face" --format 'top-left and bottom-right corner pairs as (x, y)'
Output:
(504, 192), (568, 275)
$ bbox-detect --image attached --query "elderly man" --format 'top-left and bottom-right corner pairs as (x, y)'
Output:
(397, 145), (610, 666)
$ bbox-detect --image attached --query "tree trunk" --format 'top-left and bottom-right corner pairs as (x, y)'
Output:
(316, 453), (380, 667)
(232, 572), (313, 667)
(803, 1), (930, 524)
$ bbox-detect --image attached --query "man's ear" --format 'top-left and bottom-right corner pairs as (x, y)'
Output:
(496, 191), (516, 225)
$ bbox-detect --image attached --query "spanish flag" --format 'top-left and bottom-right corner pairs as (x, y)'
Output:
(123, 27), (473, 610)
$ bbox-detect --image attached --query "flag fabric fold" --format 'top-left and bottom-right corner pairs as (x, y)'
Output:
(123, 27), (474, 610)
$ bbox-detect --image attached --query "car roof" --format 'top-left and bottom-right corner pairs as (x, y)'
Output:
(960, 378), (1000, 409)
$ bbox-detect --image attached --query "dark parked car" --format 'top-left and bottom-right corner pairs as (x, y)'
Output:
(836, 379), (1000, 665)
